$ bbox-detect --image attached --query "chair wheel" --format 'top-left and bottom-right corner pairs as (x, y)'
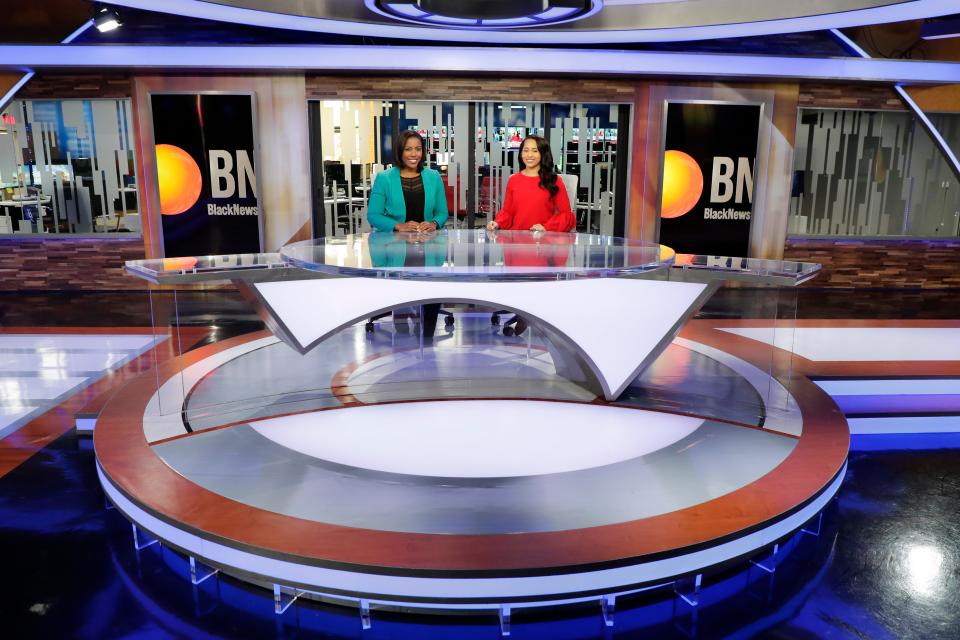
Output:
(491, 315), (500, 325)
(365, 323), (374, 333)
(444, 316), (455, 326)
(502, 326), (515, 337)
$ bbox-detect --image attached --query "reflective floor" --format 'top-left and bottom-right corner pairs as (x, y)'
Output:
(0, 290), (959, 638)
(1, 429), (957, 638)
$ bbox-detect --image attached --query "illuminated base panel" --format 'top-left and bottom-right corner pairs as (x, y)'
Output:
(94, 330), (849, 611)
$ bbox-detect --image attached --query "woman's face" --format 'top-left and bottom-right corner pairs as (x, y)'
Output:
(402, 138), (423, 171)
(521, 139), (541, 171)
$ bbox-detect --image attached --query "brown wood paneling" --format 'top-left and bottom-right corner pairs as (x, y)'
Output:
(784, 237), (960, 289)
(0, 237), (146, 291)
(19, 74), (134, 99)
(305, 75), (637, 102)
(799, 82), (902, 111)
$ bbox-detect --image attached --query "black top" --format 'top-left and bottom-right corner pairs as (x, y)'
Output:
(400, 173), (425, 224)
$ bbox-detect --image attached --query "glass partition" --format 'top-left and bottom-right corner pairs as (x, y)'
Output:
(0, 98), (140, 235)
(309, 99), (630, 237)
(790, 108), (960, 237)
(130, 242), (810, 443)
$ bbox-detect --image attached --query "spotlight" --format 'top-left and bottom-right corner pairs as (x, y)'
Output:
(94, 5), (122, 33)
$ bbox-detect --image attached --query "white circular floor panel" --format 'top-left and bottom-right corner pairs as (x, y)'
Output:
(250, 400), (704, 478)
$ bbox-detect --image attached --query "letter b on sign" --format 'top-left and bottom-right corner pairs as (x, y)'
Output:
(210, 150), (257, 198)
(710, 157), (753, 204)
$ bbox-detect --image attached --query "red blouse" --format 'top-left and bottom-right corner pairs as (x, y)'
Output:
(494, 173), (576, 232)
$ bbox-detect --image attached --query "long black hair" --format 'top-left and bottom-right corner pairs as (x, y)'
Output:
(521, 135), (559, 200)
(394, 130), (425, 173)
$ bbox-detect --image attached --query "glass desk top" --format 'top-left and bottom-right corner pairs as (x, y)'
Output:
(280, 230), (674, 281)
(122, 231), (819, 286)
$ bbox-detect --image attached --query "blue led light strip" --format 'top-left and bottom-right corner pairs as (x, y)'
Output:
(830, 27), (960, 182)
(1, 44), (959, 84)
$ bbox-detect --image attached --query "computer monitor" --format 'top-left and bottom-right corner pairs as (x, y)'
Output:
(349, 163), (363, 184)
(324, 161), (345, 185)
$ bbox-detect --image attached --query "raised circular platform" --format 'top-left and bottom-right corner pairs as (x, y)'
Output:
(94, 325), (848, 609)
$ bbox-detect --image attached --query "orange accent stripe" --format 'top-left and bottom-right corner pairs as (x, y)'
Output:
(95, 326), (848, 572)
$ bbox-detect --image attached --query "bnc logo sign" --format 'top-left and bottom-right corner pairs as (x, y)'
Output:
(707, 156), (753, 221)
(156, 144), (258, 217)
(207, 150), (259, 217)
(662, 150), (754, 220)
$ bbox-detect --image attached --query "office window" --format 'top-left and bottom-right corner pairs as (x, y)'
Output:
(309, 100), (629, 236)
(0, 98), (140, 235)
(790, 108), (960, 237)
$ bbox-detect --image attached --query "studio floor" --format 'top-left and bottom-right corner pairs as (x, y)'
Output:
(0, 288), (958, 639)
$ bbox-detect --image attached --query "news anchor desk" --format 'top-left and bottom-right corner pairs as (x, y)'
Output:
(99, 230), (846, 623)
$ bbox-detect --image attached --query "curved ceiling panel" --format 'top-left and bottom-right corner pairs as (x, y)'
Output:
(104, 0), (960, 43)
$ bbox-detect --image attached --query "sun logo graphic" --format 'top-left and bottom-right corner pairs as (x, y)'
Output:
(660, 150), (704, 219)
(155, 144), (202, 215)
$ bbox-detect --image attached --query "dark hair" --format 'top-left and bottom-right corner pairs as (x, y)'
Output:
(521, 135), (559, 200)
(394, 130), (426, 173)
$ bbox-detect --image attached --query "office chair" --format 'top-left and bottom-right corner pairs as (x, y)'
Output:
(366, 307), (455, 338)
(491, 311), (526, 337)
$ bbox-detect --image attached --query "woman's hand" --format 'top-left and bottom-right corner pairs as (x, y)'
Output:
(486, 221), (499, 231)
(530, 224), (546, 232)
(395, 221), (419, 232)
(417, 221), (437, 233)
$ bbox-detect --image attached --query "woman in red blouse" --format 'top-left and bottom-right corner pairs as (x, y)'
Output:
(486, 136), (576, 233)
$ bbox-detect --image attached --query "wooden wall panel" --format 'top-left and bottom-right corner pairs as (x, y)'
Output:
(305, 75), (637, 102)
(0, 237), (146, 291)
(18, 74), (133, 100)
(784, 237), (960, 289)
(799, 83), (902, 111)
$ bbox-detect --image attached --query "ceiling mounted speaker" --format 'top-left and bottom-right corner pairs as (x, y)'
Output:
(373, 0), (595, 28)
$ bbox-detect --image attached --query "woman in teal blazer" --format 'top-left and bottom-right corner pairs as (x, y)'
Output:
(367, 131), (449, 232)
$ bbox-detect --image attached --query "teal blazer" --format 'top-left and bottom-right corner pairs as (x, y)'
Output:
(367, 167), (449, 232)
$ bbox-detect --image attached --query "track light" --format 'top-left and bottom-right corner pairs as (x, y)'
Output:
(95, 5), (122, 33)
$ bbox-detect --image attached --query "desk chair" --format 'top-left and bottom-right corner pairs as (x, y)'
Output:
(365, 307), (455, 338)
(491, 311), (527, 337)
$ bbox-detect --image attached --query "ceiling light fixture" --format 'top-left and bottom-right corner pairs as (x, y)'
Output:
(94, 5), (123, 33)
